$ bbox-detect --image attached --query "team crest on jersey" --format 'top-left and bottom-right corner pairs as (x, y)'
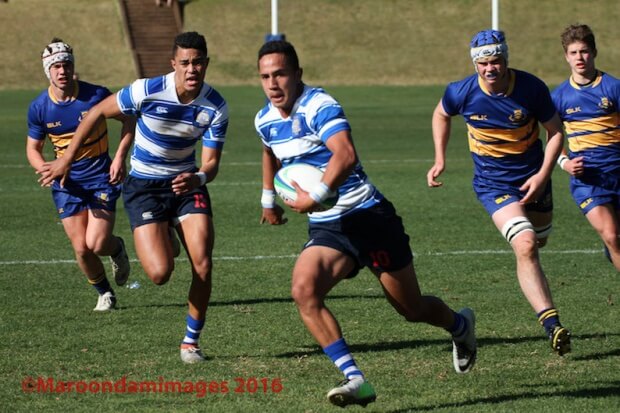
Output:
(291, 116), (302, 137)
(597, 97), (612, 111)
(195, 110), (211, 126)
(508, 109), (525, 123)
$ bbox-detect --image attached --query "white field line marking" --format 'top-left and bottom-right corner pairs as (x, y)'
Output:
(0, 249), (603, 266)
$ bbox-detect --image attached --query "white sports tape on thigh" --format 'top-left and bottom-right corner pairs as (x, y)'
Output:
(501, 216), (534, 243)
(534, 223), (552, 239)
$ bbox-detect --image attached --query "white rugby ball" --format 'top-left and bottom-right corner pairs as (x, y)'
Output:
(274, 163), (338, 209)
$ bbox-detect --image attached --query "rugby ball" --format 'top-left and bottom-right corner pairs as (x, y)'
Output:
(274, 163), (338, 209)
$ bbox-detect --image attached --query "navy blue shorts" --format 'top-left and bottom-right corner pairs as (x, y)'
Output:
(571, 173), (620, 214)
(305, 198), (413, 278)
(122, 175), (212, 230)
(52, 181), (120, 219)
(475, 179), (553, 216)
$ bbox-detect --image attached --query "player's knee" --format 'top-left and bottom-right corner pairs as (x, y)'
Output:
(291, 280), (321, 310)
(146, 265), (174, 285)
(600, 230), (619, 248)
(72, 243), (94, 260)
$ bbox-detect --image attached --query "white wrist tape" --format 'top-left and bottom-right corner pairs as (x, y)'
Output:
(261, 189), (276, 208)
(196, 172), (207, 186)
(557, 155), (569, 170)
(309, 182), (330, 204)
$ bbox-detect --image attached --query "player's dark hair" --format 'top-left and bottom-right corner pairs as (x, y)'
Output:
(560, 24), (597, 55)
(173, 31), (208, 57)
(257, 40), (300, 71)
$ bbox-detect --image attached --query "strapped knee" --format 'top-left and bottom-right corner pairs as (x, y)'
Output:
(501, 216), (534, 243)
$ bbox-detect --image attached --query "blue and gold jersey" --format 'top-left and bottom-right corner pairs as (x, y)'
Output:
(27, 80), (112, 185)
(442, 69), (557, 186)
(551, 71), (620, 177)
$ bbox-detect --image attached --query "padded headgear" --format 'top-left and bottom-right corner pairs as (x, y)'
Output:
(41, 40), (74, 79)
(470, 30), (508, 63)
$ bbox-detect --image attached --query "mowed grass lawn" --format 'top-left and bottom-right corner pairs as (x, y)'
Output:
(1, 86), (618, 412)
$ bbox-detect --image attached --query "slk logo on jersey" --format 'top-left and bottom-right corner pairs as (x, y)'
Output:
(46, 121), (62, 128)
(196, 110), (210, 126)
(566, 106), (581, 115)
(156, 106), (169, 114)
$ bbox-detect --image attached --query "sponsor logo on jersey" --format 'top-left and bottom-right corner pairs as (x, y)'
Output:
(579, 198), (593, 210)
(494, 194), (512, 205)
(156, 106), (169, 114)
(566, 106), (581, 115)
(142, 211), (154, 220)
(470, 114), (488, 121)
(46, 121), (62, 128)
(78, 111), (89, 122)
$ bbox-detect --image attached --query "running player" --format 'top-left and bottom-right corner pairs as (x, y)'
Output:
(552, 24), (620, 271)
(256, 40), (477, 408)
(427, 29), (571, 356)
(38, 32), (229, 364)
(26, 38), (133, 311)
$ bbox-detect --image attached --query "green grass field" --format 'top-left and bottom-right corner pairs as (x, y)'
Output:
(1, 86), (619, 412)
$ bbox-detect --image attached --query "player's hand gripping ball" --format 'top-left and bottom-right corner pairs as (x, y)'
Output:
(274, 163), (338, 210)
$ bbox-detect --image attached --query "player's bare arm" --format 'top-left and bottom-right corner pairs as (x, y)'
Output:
(520, 114), (564, 204)
(427, 100), (452, 187)
(260, 145), (286, 225)
(287, 130), (355, 214)
(171, 147), (221, 195)
(109, 114), (136, 184)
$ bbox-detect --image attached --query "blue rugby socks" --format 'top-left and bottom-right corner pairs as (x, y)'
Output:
(323, 338), (364, 379)
(537, 307), (561, 336)
(182, 314), (205, 348)
(88, 272), (114, 296)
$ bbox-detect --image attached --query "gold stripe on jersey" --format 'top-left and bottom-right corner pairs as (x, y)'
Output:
(48, 80), (79, 104)
(478, 70), (516, 96)
(467, 120), (539, 157)
(564, 113), (620, 152)
(49, 117), (109, 161)
(569, 72), (603, 89)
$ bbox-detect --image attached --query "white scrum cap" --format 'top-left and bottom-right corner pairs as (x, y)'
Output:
(469, 29), (508, 64)
(41, 39), (74, 79)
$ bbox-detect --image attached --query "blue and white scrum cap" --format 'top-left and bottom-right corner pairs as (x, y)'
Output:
(470, 30), (508, 63)
(41, 39), (74, 79)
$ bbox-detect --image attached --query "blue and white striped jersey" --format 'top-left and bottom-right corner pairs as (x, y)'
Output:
(255, 85), (382, 223)
(117, 72), (229, 179)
